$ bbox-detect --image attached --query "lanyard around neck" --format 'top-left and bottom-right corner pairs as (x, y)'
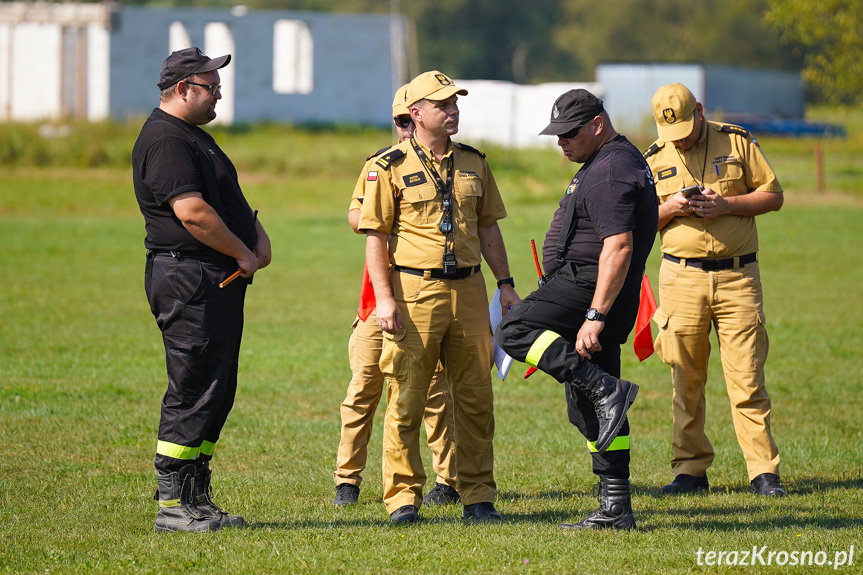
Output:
(410, 136), (453, 200)
(676, 124), (710, 187)
(410, 136), (457, 259)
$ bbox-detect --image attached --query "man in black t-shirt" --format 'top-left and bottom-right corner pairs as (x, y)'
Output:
(496, 89), (658, 530)
(132, 47), (272, 533)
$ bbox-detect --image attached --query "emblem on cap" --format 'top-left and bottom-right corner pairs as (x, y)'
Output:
(553, 106), (560, 119)
(663, 108), (677, 124)
(435, 74), (453, 86)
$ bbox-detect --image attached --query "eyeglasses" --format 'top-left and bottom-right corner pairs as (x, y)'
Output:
(559, 121), (589, 139)
(393, 115), (412, 129)
(185, 80), (221, 96)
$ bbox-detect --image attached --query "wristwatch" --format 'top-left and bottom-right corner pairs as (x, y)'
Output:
(497, 277), (515, 289)
(585, 308), (606, 321)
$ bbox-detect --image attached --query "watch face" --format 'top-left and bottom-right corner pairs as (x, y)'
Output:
(587, 309), (596, 320)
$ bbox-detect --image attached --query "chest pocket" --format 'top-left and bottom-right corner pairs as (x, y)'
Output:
(714, 159), (746, 196)
(400, 183), (439, 224)
(654, 167), (685, 202)
(454, 172), (483, 221)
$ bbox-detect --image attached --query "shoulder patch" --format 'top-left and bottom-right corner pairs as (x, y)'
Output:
(375, 148), (406, 170)
(366, 145), (392, 161)
(643, 143), (660, 158)
(453, 141), (486, 158)
(720, 125), (750, 137)
(656, 166), (677, 181)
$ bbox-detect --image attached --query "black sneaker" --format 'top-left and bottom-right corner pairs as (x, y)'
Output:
(423, 483), (461, 505)
(333, 483), (359, 506)
(661, 473), (710, 495)
(390, 504), (421, 525)
(750, 473), (786, 497)
(462, 501), (502, 522)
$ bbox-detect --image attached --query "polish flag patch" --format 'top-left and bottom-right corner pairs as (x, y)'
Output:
(367, 171), (378, 181)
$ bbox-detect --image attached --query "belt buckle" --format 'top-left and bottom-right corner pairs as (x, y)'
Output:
(700, 259), (719, 271)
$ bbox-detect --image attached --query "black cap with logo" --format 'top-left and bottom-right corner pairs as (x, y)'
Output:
(539, 89), (604, 136)
(158, 47), (231, 91)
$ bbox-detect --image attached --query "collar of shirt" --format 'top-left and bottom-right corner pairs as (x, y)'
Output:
(414, 137), (453, 173)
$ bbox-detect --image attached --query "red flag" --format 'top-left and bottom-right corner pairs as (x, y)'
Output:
(357, 262), (376, 322)
(633, 275), (658, 361)
(523, 366), (538, 379)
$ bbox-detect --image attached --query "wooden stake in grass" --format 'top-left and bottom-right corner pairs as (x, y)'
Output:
(219, 270), (242, 288)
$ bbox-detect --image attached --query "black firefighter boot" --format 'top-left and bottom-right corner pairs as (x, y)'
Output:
(571, 361), (638, 453)
(154, 463), (223, 533)
(195, 461), (247, 528)
(561, 476), (636, 530)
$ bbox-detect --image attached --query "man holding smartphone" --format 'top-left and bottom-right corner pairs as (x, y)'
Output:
(643, 83), (786, 498)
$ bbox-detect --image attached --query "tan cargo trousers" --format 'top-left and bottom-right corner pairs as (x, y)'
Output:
(334, 311), (457, 490)
(381, 271), (496, 513)
(654, 257), (780, 481)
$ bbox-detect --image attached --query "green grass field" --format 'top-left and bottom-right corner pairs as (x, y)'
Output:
(1, 117), (862, 574)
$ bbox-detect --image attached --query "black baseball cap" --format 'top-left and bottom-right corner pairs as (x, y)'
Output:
(539, 89), (604, 136)
(158, 47), (231, 91)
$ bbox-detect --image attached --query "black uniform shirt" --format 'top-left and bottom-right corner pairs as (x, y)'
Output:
(542, 135), (658, 275)
(132, 108), (256, 253)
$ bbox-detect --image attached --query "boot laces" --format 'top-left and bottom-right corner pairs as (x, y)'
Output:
(180, 474), (208, 521)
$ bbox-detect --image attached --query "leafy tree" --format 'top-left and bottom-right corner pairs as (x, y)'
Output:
(554, 0), (801, 79)
(765, 0), (863, 104)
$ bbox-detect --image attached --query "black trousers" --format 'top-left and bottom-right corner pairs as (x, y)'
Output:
(495, 262), (642, 478)
(145, 252), (247, 473)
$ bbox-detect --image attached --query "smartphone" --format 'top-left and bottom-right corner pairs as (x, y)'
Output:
(680, 185), (702, 198)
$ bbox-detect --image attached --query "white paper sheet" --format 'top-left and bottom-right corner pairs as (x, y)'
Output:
(489, 289), (514, 380)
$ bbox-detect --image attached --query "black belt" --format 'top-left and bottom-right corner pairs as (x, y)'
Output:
(663, 252), (757, 271)
(393, 264), (481, 280)
(147, 249), (234, 264)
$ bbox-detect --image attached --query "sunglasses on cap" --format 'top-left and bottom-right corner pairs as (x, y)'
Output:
(393, 115), (412, 129)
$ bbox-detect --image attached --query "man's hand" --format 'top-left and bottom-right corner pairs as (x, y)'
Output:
(688, 187), (727, 219)
(499, 284), (520, 317)
(575, 319), (604, 360)
(375, 294), (403, 334)
(236, 253), (260, 278)
(672, 190), (701, 217)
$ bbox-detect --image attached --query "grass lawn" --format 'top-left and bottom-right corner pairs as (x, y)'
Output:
(1, 121), (862, 574)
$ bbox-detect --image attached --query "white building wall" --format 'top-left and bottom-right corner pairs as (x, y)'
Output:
(205, 22), (235, 125)
(87, 23), (110, 120)
(454, 80), (603, 149)
(11, 22), (63, 120)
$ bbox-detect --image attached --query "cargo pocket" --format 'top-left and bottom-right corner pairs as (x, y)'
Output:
(753, 310), (769, 369)
(652, 308), (671, 366)
(163, 333), (210, 402)
(379, 328), (408, 382)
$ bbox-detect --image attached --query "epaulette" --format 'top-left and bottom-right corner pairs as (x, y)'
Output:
(453, 141), (486, 158)
(720, 124), (750, 138)
(375, 148), (406, 170)
(643, 143), (660, 158)
(366, 146), (392, 161)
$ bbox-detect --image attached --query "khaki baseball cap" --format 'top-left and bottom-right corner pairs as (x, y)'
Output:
(392, 83), (410, 116)
(652, 83), (698, 142)
(405, 71), (467, 106)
